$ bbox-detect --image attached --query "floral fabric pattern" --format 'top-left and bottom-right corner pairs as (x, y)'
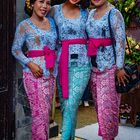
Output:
(52, 4), (91, 139)
(23, 72), (55, 140)
(57, 66), (91, 140)
(12, 17), (58, 77)
(53, 4), (90, 67)
(90, 66), (121, 140)
(86, 7), (126, 71)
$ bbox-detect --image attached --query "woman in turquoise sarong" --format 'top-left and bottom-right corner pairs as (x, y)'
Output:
(51, 0), (91, 139)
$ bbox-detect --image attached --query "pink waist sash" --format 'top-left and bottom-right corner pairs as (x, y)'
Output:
(27, 46), (57, 69)
(59, 39), (87, 98)
(87, 38), (112, 56)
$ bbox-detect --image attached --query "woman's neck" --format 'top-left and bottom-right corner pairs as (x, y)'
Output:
(63, 0), (78, 10)
(96, 1), (109, 13)
(31, 12), (44, 22)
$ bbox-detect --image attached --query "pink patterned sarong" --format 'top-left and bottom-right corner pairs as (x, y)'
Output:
(90, 66), (121, 140)
(23, 72), (55, 140)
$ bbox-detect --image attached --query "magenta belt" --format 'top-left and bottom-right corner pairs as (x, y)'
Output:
(59, 39), (87, 99)
(87, 38), (113, 56)
(27, 46), (57, 69)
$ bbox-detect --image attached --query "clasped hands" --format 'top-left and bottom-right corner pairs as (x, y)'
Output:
(27, 61), (53, 78)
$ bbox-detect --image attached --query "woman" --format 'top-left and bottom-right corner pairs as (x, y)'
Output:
(86, 0), (128, 139)
(12, 0), (57, 139)
(50, 0), (90, 139)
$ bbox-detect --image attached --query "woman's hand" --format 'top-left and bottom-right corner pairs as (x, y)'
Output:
(27, 62), (43, 78)
(116, 68), (129, 87)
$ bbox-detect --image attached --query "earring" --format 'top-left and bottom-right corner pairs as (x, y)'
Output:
(27, 4), (33, 11)
(75, 3), (80, 7)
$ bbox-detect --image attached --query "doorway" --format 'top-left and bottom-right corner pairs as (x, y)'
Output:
(0, 0), (16, 139)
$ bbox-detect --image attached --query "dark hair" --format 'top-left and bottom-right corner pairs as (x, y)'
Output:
(51, 0), (90, 9)
(24, 0), (36, 17)
(80, 0), (90, 9)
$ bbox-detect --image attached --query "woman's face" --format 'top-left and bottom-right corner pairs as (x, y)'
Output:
(32, 0), (51, 17)
(68, 0), (81, 5)
(91, 0), (107, 7)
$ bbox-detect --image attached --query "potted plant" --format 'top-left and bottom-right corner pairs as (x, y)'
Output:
(119, 104), (132, 124)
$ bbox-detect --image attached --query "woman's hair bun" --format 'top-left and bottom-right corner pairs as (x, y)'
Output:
(24, 0), (35, 17)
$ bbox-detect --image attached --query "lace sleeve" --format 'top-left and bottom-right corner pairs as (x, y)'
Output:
(11, 22), (30, 66)
(111, 9), (126, 69)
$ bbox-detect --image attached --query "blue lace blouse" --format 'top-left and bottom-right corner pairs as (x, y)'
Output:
(12, 17), (58, 77)
(52, 4), (90, 67)
(86, 7), (126, 71)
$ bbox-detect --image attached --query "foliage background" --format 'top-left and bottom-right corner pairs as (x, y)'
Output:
(109, 0), (140, 27)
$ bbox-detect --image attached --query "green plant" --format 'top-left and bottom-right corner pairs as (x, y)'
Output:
(109, 0), (140, 27)
(125, 36), (140, 65)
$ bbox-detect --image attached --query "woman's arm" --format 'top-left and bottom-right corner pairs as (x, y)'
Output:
(12, 22), (43, 78)
(111, 9), (129, 86)
(11, 22), (30, 66)
(111, 9), (126, 69)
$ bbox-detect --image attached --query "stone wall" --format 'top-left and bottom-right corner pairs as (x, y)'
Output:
(15, 1), (31, 140)
(16, 0), (28, 78)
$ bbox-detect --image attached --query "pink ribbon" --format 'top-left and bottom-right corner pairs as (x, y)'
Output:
(59, 39), (87, 99)
(27, 46), (56, 69)
(87, 38), (113, 56)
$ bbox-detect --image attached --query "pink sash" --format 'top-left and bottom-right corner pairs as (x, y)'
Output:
(59, 39), (87, 98)
(27, 46), (56, 69)
(87, 38), (112, 56)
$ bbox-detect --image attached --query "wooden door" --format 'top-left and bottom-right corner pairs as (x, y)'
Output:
(0, 0), (16, 139)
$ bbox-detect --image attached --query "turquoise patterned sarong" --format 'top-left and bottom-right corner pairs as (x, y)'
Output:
(58, 65), (91, 140)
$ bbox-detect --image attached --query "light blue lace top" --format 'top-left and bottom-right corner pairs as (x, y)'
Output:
(12, 17), (58, 77)
(86, 8), (126, 71)
(52, 4), (90, 67)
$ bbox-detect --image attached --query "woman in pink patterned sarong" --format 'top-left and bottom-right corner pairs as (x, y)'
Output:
(12, 0), (57, 139)
(86, 0), (129, 140)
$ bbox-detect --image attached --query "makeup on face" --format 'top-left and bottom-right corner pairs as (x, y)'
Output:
(91, 0), (107, 7)
(69, 0), (81, 5)
(33, 0), (51, 17)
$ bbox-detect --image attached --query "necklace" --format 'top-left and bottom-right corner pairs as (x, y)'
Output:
(30, 17), (50, 30)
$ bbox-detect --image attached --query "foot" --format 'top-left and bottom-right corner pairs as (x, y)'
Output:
(84, 101), (89, 107)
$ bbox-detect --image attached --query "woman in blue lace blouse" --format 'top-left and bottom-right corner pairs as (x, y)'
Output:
(86, 0), (128, 139)
(12, 0), (57, 139)
(50, 0), (91, 139)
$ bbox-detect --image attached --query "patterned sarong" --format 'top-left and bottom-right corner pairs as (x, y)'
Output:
(58, 66), (91, 140)
(90, 66), (121, 140)
(23, 72), (55, 140)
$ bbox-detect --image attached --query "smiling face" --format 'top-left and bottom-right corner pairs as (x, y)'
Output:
(32, 0), (51, 18)
(91, 0), (107, 7)
(68, 0), (81, 5)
